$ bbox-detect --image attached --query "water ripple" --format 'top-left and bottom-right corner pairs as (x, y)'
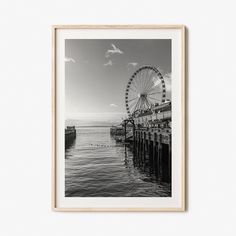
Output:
(65, 127), (171, 197)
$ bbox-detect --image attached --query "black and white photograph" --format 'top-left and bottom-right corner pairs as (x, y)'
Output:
(65, 39), (172, 197)
(53, 26), (185, 211)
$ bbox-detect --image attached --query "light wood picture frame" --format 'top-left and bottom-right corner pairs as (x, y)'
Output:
(52, 25), (186, 212)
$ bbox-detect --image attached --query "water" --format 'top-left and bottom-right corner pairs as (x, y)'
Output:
(65, 127), (171, 197)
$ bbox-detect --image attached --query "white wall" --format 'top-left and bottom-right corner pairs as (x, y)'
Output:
(0, 0), (236, 235)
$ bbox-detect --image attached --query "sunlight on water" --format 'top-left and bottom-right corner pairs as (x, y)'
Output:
(65, 127), (171, 197)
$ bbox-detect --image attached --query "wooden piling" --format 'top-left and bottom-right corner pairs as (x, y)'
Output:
(153, 133), (157, 175)
(132, 127), (171, 183)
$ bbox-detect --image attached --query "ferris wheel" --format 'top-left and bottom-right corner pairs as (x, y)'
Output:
(125, 66), (166, 117)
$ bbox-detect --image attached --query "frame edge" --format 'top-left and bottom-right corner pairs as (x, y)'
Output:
(52, 24), (186, 30)
(51, 25), (187, 212)
(52, 26), (57, 210)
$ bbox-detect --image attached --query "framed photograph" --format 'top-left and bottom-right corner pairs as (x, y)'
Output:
(52, 25), (186, 211)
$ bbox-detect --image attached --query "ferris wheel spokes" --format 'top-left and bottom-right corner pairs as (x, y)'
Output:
(125, 65), (166, 117)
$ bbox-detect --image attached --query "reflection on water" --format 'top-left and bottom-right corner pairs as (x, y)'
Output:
(65, 127), (171, 197)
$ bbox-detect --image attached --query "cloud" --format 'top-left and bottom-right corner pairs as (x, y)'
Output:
(164, 72), (171, 81)
(151, 73), (171, 89)
(127, 62), (138, 67)
(110, 103), (118, 107)
(152, 75), (161, 87)
(105, 43), (123, 57)
(103, 60), (113, 66)
(65, 57), (76, 63)
(164, 73), (171, 91)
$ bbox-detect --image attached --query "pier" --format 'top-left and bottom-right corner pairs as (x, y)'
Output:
(65, 126), (76, 148)
(133, 127), (171, 182)
(111, 118), (171, 182)
(122, 101), (171, 183)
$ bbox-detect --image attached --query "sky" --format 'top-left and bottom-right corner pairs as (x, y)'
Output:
(65, 39), (171, 126)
